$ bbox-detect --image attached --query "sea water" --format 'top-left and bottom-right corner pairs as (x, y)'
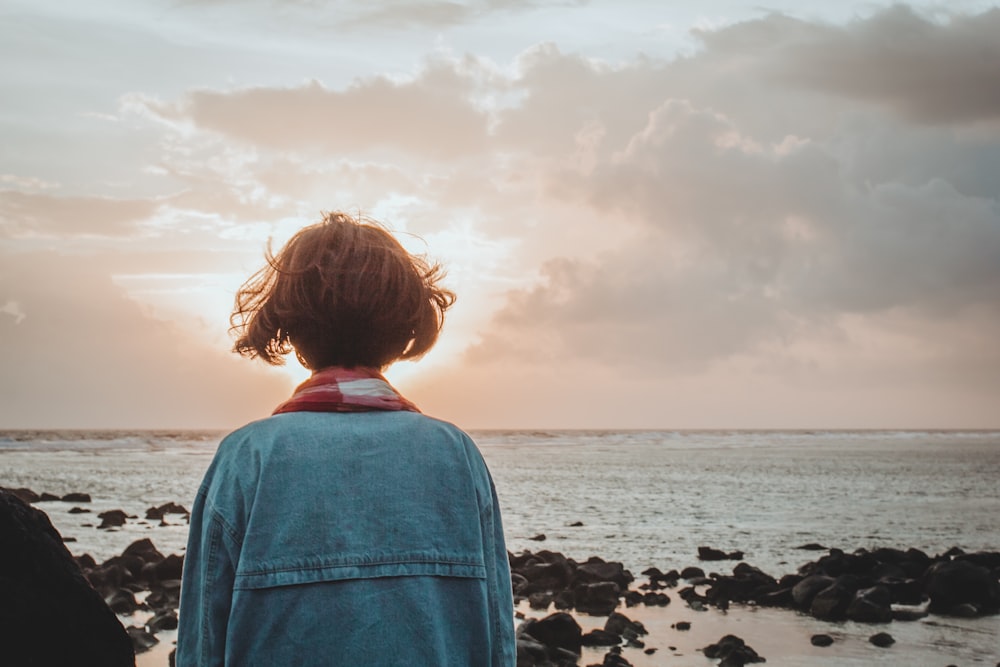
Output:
(2, 429), (999, 666)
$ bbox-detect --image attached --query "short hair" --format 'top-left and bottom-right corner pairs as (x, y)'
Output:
(231, 212), (455, 369)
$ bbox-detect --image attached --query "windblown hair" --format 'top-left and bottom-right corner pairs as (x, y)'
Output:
(231, 212), (455, 369)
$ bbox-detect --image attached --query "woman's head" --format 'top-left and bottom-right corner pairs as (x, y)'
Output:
(231, 212), (455, 369)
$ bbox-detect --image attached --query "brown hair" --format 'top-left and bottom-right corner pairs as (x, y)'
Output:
(231, 212), (455, 369)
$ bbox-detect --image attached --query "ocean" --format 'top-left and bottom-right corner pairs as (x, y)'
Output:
(2, 429), (999, 665)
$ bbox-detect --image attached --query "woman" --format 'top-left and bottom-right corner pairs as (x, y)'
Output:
(177, 212), (515, 666)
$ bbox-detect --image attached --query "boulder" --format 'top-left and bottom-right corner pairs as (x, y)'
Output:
(573, 581), (620, 616)
(869, 632), (895, 647)
(98, 510), (128, 529)
(845, 585), (893, 623)
(62, 493), (92, 503)
(0, 489), (135, 667)
(519, 612), (582, 655)
(703, 634), (766, 666)
(698, 546), (744, 561)
(924, 559), (1000, 615)
(791, 575), (835, 608)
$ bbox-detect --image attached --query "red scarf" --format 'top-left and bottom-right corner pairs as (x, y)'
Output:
(273, 367), (420, 415)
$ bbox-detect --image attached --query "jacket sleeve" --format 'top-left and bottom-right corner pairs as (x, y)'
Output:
(483, 472), (517, 667)
(176, 489), (240, 667)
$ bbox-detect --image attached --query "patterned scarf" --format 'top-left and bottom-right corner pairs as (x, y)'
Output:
(273, 366), (420, 415)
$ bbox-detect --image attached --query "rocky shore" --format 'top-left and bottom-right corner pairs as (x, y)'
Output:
(4, 485), (1000, 667)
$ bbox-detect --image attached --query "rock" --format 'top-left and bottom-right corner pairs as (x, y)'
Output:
(98, 510), (129, 529)
(529, 592), (554, 610)
(144, 502), (189, 520)
(703, 634), (766, 666)
(573, 581), (620, 616)
(567, 521), (584, 527)
(869, 632), (895, 647)
(153, 554), (184, 581)
(604, 612), (646, 640)
(123, 538), (165, 563)
(146, 610), (178, 633)
(924, 559), (1000, 615)
(515, 634), (550, 665)
(127, 626), (159, 653)
(2, 487), (40, 503)
(796, 543), (827, 551)
(574, 559), (634, 590)
(38, 492), (61, 502)
(105, 588), (140, 614)
(698, 546), (744, 561)
(680, 566), (705, 579)
(845, 585), (893, 623)
(581, 629), (621, 646)
(69, 506), (91, 514)
(673, 621), (691, 631)
(810, 634), (834, 647)
(0, 489), (135, 666)
(528, 533), (548, 541)
(519, 612), (582, 655)
(810, 580), (856, 620)
(62, 492), (92, 503)
(587, 646), (633, 666)
(792, 574), (835, 608)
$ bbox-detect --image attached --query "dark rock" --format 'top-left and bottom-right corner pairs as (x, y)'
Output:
(641, 591), (671, 606)
(529, 592), (554, 610)
(574, 581), (620, 616)
(98, 510), (129, 529)
(123, 538), (165, 564)
(792, 574), (835, 608)
(924, 559), (1000, 615)
(810, 634), (834, 647)
(69, 506), (91, 514)
(673, 621), (691, 631)
(587, 647), (633, 667)
(146, 610), (178, 633)
(62, 492), (92, 503)
(845, 585), (893, 623)
(796, 543), (827, 551)
(519, 612), (582, 655)
(2, 487), (40, 503)
(574, 559), (633, 590)
(581, 629), (621, 646)
(127, 626), (159, 653)
(680, 566), (705, 579)
(810, 579), (857, 620)
(703, 634), (765, 666)
(528, 533), (548, 541)
(568, 521), (584, 527)
(515, 634), (550, 666)
(698, 546), (744, 561)
(153, 554), (184, 581)
(144, 502), (189, 520)
(0, 489), (135, 667)
(869, 632), (895, 647)
(604, 612), (646, 640)
(105, 588), (140, 614)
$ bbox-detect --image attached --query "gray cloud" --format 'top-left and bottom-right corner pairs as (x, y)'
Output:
(702, 6), (1000, 125)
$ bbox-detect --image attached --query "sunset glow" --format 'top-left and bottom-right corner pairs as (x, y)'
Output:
(2, 0), (999, 429)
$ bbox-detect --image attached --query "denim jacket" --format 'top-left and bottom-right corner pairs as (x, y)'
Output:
(177, 411), (515, 666)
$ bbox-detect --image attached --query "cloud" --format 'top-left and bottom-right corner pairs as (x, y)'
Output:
(701, 6), (1000, 125)
(0, 191), (160, 238)
(139, 65), (491, 159)
(0, 252), (292, 428)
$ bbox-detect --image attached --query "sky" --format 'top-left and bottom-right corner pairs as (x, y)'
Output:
(2, 0), (999, 429)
